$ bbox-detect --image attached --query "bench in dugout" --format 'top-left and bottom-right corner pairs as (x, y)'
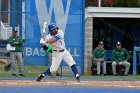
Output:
(91, 58), (113, 75)
(91, 59), (125, 76)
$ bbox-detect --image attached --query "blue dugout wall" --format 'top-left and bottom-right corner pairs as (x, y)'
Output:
(24, 0), (85, 75)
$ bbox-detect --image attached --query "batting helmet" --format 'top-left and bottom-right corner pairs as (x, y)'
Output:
(48, 24), (58, 31)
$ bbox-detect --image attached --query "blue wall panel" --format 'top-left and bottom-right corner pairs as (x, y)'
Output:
(24, 0), (85, 75)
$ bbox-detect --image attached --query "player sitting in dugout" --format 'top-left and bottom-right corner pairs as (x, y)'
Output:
(93, 41), (106, 76)
(112, 42), (131, 76)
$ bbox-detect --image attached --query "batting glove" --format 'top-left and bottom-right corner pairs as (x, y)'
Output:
(40, 38), (45, 44)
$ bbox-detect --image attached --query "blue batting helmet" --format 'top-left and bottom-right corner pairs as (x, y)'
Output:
(48, 24), (58, 31)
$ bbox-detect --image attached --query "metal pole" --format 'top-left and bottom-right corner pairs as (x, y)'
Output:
(19, 0), (22, 38)
(12, 0), (16, 31)
(133, 48), (137, 75)
(81, 0), (85, 76)
(98, 0), (101, 7)
(0, 0), (2, 34)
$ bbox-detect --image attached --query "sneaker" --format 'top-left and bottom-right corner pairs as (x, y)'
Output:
(75, 74), (80, 82)
(113, 74), (117, 76)
(97, 74), (101, 76)
(56, 73), (61, 77)
(124, 74), (128, 76)
(12, 74), (16, 76)
(19, 74), (24, 76)
(36, 74), (45, 81)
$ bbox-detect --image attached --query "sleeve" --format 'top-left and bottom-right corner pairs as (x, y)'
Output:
(102, 50), (106, 59)
(53, 35), (62, 40)
(112, 50), (118, 62)
(18, 36), (23, 46)
(124, 49), (130, 61)
(45, 35), (49, 42)
(9, 37), (16, 46)
(93, 49), (98, 61)
(53, 30), (63, 40)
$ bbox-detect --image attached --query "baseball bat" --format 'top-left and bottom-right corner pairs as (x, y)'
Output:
(42, 21), (48, 39)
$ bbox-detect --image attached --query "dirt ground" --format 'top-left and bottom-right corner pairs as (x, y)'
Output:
(0, 80), (140, 89)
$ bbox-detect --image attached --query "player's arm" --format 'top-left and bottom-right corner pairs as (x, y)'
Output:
(93, 49), (98, 61)
(102, 50), (106, 60)
(17, 36), (23, 46)
(112, 50), (118, 62)
(9, 37), (16, 46)
(42, 44), (52, 53)
(46, 38), (57, 43)
(0, 59), (7, 64)
(46, 35), (62, 43)
(124, 48), (130, 61)
(40, 38), (52, 53)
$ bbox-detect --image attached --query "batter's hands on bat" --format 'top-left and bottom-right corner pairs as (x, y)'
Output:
(40, 38), (45, 44)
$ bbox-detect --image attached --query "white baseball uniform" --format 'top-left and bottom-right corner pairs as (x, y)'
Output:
(45, 30), (76, 73)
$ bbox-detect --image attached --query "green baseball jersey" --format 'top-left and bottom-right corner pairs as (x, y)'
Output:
(112, 48), (130, 62)
(9, 35), (23, 52)
(93, 48), (106, 61)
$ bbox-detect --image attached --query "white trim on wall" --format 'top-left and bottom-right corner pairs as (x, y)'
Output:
(86, 7), (140, 19)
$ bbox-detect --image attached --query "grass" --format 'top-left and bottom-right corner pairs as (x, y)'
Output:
(0, 65), (49, 78)
(0, 65), (140, 80)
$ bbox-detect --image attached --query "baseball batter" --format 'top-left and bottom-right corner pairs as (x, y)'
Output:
(36, 24), (80, 82)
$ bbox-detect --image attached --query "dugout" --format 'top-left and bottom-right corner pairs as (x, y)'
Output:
(85, 7), (140, 75)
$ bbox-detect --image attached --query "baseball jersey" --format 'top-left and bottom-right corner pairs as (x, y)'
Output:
(112, 48), (130, 62)
(93, 47), (106, 61)
(45, 30), (65, 50)
(9, 35), (23, 52)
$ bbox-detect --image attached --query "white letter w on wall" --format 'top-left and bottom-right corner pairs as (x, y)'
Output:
(35, 0), (71, 34)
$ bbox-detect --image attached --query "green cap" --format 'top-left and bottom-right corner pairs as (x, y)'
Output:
(116, 42), (121, 45)
(13, 28), (18, 32)
(98, 41), (104, 45)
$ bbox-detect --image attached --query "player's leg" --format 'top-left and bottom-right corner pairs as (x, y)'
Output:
(97, 61), (101, 75)
(112, 61), (117, 75)
(63, 50), (80, 82)
(102, 61), (106, 75)
(122, 61), (131, 75)
(16, 52), (24, 76)
(47, 53), (61, 76)
(10, 52), (17, 76)
(36, 52), (62, 81)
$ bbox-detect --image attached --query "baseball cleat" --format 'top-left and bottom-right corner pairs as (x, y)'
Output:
(36, 74), (45, 81)
(75, 74), (80, 82)
(56, 73), (61, 77)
